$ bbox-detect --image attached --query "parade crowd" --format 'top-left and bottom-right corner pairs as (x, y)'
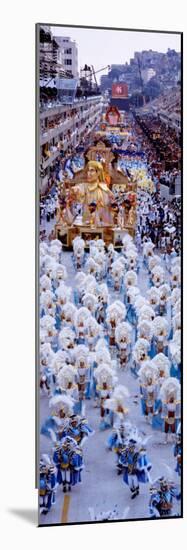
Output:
(39, 113), (181, 523)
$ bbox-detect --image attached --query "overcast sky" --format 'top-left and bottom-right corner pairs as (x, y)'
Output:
(51, 25), (181, 81)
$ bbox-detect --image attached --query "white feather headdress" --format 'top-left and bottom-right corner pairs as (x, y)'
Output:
(72, 236), (85, 254)
(86, 316), (101, 338)
(85, 257), (98, 276)
(138, 361), (158, 384)
(75, 271), (86, 287)
(40, 314), (56, 331)
(148, 255), (161, 272)
(158, 284), (171, 304)
(115, 322), (132, 346)
(152, 316), (169, 338)
(62, 302), (77, 323)
(138, 304), (155, 322)
(146, 287), (160, 307)
(124, 270), (138, 287)
(57, 364), (77, 388)
(74, 306), (91, 327)
(75, 344), (90, 366)
(51, 350), (70, 375)
(40, 274), (52, 292)
(49, 394), (74, 415)
(134, 296), (148, 313)
(50, 239), (62, 251)
(56, 283), (72, 304)
(40, 290), (54, 308)
(171, 288), (181, 307)
(159, 377), (181, 402)
(126, 286), (140, 304)
(97, 283), (109, 303)
(132, 338), (150, 363)
(143, 241), (155, 257)
(151, 353), (170, 377)
(58, 327), (76, 350)
(151, 265), (165, 287)
(53, 263), (67, 281)
(94, 363), (117, 386)
(82, 292), (98, 312)
(103, 384), (129, 412)
(172, 313), (181, 333)
(106, 301), (126, 324)
(137, 319), (153, 341)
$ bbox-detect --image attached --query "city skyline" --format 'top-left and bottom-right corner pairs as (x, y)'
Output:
(51, 25), (181, 82)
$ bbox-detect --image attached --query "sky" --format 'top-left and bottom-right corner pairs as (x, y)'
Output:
(51, 25), (181, 82)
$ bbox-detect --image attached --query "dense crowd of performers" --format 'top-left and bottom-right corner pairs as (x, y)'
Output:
(39, 185), (181, 519)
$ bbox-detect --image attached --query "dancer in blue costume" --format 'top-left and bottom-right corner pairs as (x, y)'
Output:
(39, 455), (56, 515)
(174, 424), (181, 477)
(123, 438), (152, 499)
(149, 477), (180, 518)
(41, 394), (74, 443)
(67, 414), (94, 446)
(53, 436), (83, 492)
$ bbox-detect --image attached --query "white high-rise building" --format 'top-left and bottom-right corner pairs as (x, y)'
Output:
(54, 36), (79, 78)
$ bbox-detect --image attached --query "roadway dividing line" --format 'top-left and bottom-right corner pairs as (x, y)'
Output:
(61, 495), (71, 523)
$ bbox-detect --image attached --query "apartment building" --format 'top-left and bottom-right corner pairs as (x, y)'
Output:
(54, 36), (79, 78)
(39, 95), (104, 193)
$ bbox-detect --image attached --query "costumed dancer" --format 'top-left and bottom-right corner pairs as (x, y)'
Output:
(111, 260), (124, 292)
(151, 353), (170, 430)
(106, 301), (126, 350)
(72, 236), (85, 270)
(94, 363), (117, 430)
(55, 364), (79, 406)
(84, 316), (101, 398)
(132, 338), (150, 378)
(82, 292), (98, 317)
(123, 270), (138, 306)
(158, 284), (171, 316)
(96, 283), (109, 325)
(152, 316), (169, 355)
(138, 361), (158, 424)
(67, 414), (94, 447)
(60, 302), (77, 329)
(169, 330), (181, 381)
(40, 314), (57, 350)
(123, 435), (152, 500)
(58, 327), (76, 364)
(93, 339), (115, 401)
(40, 342), (55, 395)
(75, 344), (91, 414)
(151, 265), (165, 289)
(74, 271), (86, 305)
(115, 322), (132, 369)
(53, 436), (83, 493)
(104, 384), (129, 453)
(159, 377), (181, 443)
(174, 423), (181, 477)
(137, 319), (155, 358)
(126, 286), (140, 326)
(41, 394), (74, 443)
(39, 454), (56, 515)
(55, 283), (72, 330)
(149, 476), (180, 518)
(74, 307), (90, 344)
(146, 286), (160, 314)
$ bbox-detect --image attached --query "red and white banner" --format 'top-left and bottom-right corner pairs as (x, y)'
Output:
(112, 83), (128, 98)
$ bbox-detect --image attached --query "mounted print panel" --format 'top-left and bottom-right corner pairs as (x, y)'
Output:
(36, 24), (182, 526)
